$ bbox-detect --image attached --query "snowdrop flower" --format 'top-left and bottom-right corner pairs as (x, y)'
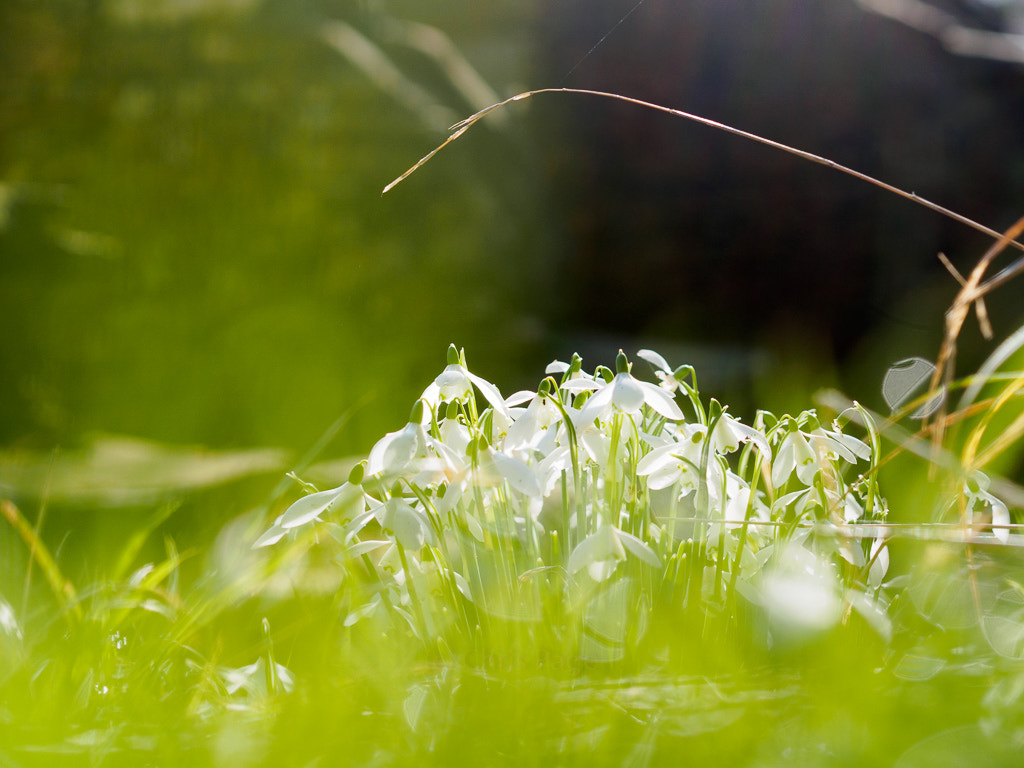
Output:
(639, 434), (762, 527)
(808, 421), (871, 465)
(964, 471), (1011, 543)
(367, 401), (430, 477)
(421, 344), (511, 421)
(567, 524), (660, 582)
(361, 400), (464, 489)
(376, 496), (436, 550)
(635, 423), (707, 491)
(545, 360), (569, 376)
(637, 348), (693, 393)
(771, 428), (819, 489)
(503, 379), (564, 455)
(575, 351), (684, 426)
(770, 415), (869, 490)
(637, 412), (768, 492)
(546, 352), (590, 386)
(471, 438), (543, 498)
(253, 470), (367, 548)
(710, 412), (771, 459)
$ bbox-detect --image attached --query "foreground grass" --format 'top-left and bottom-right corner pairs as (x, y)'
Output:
(2, 342), (1023, 767)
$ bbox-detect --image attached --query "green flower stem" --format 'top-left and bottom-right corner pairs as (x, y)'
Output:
(727, 454), (764, 616)
(853, 403), (882, 520)
(395, 541), (430, 643)
(547, 382), (582, 555)
(605, 412), (624, 527)
(712, 455), (730, 604)
(560, 469), (571, 560)
(696, 410), (725, 540)
(624, 414), (642, 537)
(262, 617), (279, 695)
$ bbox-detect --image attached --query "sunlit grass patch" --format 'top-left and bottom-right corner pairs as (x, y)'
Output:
(1, 332), (1023, 765)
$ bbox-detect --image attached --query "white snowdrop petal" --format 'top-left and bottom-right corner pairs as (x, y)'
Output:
(580, 429), (611, 465)
(639, 381), (684, 420)
(504, 390), (536, 407)
(253, 524), (287, 549)
(636, 444), (682, 476)
(617, 529), (662, 568)
(505, 408), (538, 450)
(646, 467), (681, 491)
(379, 498), (432, 550)
(771, 433), (796, 489)
(561, 378), (601, 393)
(823, 429), (871, 462)
(637, 348), (671, 373)
(869, 538), (890, 588)
(568, 526), (626, 575)
(491, 450), (542, 497)
(789, 431), (819, 486)
(990, 493), (1011, 543)
(467, 370), (511, 417)
(420, 381), (442, 408)
(280, 483), (360, 529)
(434, 365), (472, 399)
(611, 374), (646, 413)
(587, 560), (618, 582)
(576, 385), (613, 427)
(545, 360), (570, 374)
(716, 417), (770, 457)
(382, 425), (420, 475)
(810, 433), (852, 463)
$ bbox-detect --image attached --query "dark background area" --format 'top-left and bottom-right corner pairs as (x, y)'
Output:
(535, 0), (1024, 411)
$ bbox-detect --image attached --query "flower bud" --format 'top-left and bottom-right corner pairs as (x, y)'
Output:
(447, 344), (461, 365)
(348, 460), (366, 486)
(615, 349), (629, 374)
(709, 399), (723, 421)
(802, 412), (822, 432)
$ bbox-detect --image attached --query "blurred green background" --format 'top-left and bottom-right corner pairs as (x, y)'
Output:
(0, 0), (557, 462)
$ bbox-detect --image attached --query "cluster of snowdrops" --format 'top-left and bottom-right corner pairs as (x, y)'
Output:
(256, 346), (902, 659)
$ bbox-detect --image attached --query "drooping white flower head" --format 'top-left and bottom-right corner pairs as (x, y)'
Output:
(770, 414), (869, 490)
(637, 348), (694, 394)
(575, 350), (684, 427)
(421, 345), (512, 421)
(503, 382), (563, 455)
(253, 467), (368, 549)
(964, 471), (1011, 543)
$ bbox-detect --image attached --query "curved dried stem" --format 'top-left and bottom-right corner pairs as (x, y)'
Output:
(384, 87), (1024, 259)
(929, 215), (1024, 455)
